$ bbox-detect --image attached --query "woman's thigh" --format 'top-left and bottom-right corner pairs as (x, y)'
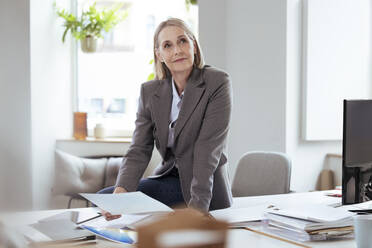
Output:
(97, 186), (115, 194)
(137, 176), (185, 208)
(97, 176), (185, 208)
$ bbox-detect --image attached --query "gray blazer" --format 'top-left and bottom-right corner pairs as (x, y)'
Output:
(115, 65), (233, 212)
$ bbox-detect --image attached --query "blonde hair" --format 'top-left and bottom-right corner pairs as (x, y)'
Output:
(153, 18), (205, 80)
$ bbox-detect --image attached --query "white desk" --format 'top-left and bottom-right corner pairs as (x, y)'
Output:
(0, 191), (356, 248)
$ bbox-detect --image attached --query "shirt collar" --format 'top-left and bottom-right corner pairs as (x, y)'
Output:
(171, 78), (184, 100)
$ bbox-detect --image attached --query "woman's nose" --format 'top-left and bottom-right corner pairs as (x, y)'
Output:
(173, 44), (182, 54)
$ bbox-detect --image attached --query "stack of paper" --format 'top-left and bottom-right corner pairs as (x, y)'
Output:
(263, 204), (356, 242)
(18, 213), (95, 245)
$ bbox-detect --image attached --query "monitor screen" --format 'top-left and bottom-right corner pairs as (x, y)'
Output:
(342, 100), (372, 204)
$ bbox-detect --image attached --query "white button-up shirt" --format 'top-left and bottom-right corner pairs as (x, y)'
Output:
(167, 78), (184, 148)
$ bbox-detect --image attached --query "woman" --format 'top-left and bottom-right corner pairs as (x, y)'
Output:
(101, 18), (232, 219)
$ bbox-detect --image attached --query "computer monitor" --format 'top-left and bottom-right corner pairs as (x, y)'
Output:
(342, 99), (372, 204)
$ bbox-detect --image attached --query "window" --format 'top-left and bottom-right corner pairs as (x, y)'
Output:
(75, 0), (198, 137)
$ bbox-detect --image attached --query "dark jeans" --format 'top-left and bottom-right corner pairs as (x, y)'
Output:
(98, 168), (185, 208)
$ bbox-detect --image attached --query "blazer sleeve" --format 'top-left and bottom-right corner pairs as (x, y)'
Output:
(115, 84), (154, 191)
(188, 73), (232, 212)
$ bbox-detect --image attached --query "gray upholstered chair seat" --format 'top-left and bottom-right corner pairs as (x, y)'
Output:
(232, 151), (291, 197)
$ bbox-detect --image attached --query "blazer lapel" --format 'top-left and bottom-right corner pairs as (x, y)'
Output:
(174, 67), (205, 141)
(152, 78), (172, 158)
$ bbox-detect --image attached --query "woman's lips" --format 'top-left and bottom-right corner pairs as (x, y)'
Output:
(174, 58), (186, 63)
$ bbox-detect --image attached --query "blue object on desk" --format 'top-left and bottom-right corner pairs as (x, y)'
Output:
(82, 225), (135, 244)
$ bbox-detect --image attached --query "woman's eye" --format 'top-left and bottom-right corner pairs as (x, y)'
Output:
(180, 38), (187, 43)
(164, 43), (170, 48)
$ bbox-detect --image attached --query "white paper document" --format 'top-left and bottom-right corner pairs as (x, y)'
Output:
(210, 204), (269, 224)
(80, 192), (173, 215)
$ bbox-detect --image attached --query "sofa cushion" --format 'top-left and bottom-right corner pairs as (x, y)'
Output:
(53, 150), (107, 195)
(104, 157), (123, 188)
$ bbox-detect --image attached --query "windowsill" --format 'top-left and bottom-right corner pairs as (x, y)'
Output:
(57, 137), (132, 143)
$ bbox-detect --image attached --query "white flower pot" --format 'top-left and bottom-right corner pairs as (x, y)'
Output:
(81, 36), (97, 53)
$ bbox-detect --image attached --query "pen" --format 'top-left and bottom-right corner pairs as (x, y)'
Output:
(325, 193), (342, 198)
(76, 213), (102, 225)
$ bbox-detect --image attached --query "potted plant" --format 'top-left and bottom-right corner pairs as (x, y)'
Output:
(55, 2), (128, 53)
(185, 0), (197, 11)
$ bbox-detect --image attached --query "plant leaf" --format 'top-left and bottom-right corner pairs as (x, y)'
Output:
(62, 26), (70, 43)
(147, 73), (155, 81)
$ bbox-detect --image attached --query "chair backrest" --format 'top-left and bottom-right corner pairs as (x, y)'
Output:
(232, 151), (291, 197)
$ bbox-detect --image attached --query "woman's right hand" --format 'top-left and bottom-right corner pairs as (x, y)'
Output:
(101, 210), (122, 221)
(101, 186), (128, 221)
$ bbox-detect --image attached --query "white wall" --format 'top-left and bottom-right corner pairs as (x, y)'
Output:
(286, 0), (343, 191)
(198, 0), (226, 70)
(0, 0), (33, 211)
(226, 0), (287, 178)
(0, 0), (72, 210)
(199, 0), (358, 192)
(200, 0), (287, 179)
(30, 0), (73, 209)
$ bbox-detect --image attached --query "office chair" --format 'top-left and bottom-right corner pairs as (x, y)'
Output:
(232, 151), (291, 197)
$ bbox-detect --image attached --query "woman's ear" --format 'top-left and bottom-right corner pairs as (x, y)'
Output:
(155, 49), (163, 62)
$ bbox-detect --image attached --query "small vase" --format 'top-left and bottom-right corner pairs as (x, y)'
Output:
(81, 36), (97, 53)
(94, 123), (105, 139)
(73, 112), (87, 140)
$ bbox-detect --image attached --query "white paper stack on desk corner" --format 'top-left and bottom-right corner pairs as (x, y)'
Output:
(263, 204), (356, 242)
(18, 211), (96, 245)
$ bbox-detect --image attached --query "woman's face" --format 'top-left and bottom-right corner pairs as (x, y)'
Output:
(156, 25), (196, 76)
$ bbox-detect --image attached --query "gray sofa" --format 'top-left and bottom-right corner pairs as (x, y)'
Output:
(51, 150), (157, 209)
